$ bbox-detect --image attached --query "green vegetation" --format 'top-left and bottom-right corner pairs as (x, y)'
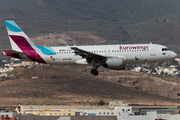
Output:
(98, 100), (105, 106)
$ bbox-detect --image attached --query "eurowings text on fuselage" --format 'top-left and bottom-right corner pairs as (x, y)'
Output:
(2, 20), (177, 76)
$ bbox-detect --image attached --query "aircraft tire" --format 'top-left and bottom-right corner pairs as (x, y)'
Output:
(91, 69), (98, 76)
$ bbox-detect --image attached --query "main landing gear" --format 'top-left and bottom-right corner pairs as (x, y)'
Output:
(91, 69), (98, 76)
(91, 62), (99, 76)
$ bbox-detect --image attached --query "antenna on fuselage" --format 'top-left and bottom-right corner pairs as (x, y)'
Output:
(66, 45), (70, 49)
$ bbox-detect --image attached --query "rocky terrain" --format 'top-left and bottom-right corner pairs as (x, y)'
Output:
(1, 65), (180, 111)
(31, 31), (106, 47)
(1, 0), (180, 112)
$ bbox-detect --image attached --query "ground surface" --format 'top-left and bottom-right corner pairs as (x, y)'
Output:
(1, 65), (180, 111)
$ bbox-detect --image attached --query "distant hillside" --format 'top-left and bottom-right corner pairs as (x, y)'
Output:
(31, 31), (106, 46)
(1, 0), (180, 56)
(1, 65), (180, 110)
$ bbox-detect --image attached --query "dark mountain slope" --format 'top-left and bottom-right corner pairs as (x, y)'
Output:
(0, 0), (180, 56)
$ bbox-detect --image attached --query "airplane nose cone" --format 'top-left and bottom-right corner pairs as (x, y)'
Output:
(172, 52), (177, 59)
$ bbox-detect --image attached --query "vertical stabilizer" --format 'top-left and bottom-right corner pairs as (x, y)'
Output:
(4, 20), (46, 63)
(5, 20), (36, 52)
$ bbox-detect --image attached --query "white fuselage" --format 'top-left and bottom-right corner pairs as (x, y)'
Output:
(41, 44), (177, 65)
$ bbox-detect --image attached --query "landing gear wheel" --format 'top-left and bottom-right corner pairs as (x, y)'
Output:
(91, 69), (99, 76)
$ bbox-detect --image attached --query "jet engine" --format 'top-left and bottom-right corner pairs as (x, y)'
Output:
(103, 57), (126, 70)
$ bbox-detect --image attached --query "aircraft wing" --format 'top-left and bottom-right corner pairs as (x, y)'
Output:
(71, 47), (106, 58)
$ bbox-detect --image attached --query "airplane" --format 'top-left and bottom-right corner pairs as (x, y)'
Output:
(2, 20), (177, 76)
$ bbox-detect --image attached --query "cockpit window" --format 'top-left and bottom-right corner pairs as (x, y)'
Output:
(162, 48), (170, 51)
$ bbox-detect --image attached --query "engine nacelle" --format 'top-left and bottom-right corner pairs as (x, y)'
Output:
(103, 57), (126, 70)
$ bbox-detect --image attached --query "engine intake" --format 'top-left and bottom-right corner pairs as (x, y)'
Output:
(103, 57), (126, 70)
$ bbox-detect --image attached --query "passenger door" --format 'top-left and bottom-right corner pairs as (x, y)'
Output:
(150, 45), (156, 56)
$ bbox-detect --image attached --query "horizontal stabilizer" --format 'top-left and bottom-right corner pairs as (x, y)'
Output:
(3, 49), (24, 54)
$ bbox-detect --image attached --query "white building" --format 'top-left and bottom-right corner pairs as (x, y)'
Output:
(117, 111), (158, 120)
(15, 100), (180, 120)
(158, 113), (180, 120)
(16, 100), (132, 117)
(117, 111), (180, 120)
(0, 112), (18, 117)
(81, 105), (132, 116)
(132, 66), (142, 72)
